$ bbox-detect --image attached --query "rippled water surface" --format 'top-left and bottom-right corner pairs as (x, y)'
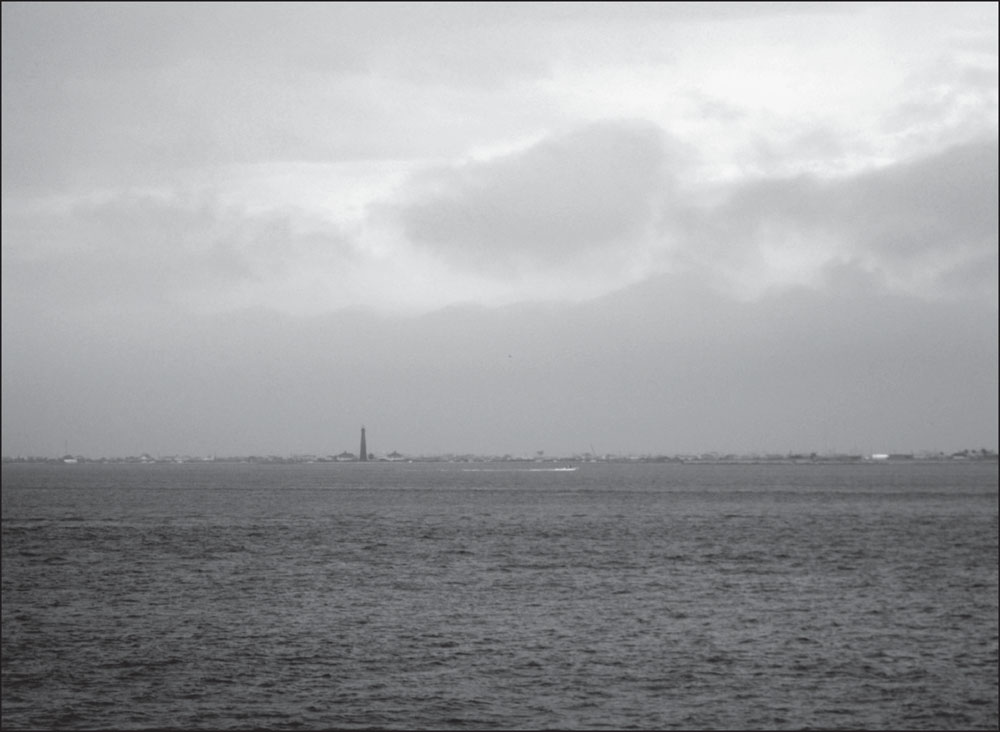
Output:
(2, 461), (997, 730)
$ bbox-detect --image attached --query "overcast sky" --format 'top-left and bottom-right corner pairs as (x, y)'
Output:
(2, 2), (997, 458)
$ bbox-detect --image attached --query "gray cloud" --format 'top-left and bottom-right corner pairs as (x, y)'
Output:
(1, 193), (354, 316)
(843, 139), (997, 260)
(669, 138), (998, 299)
(392, 121), (673, 272)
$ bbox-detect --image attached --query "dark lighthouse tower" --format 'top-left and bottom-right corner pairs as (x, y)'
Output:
(359, 426), (368, 462)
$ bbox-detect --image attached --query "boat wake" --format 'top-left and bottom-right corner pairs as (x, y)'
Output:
(460, 467), (578, 472)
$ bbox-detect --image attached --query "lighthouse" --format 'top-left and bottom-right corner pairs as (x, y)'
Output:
(359, 426), (368, 462)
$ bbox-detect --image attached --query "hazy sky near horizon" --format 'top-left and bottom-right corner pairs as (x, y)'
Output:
(3, 1), (997, 458)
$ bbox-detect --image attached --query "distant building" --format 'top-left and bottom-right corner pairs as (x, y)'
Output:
(360, 427), (368, 462)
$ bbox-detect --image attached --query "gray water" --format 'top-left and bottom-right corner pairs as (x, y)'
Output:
(2, 461), (997, 730)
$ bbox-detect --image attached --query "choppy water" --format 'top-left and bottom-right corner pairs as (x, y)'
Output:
(2, 461), (997, 730)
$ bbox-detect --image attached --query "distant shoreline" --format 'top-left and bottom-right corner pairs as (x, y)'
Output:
(3, 451), (997, 466)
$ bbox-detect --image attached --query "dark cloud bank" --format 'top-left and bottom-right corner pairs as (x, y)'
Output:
(3, 266), (995, 458)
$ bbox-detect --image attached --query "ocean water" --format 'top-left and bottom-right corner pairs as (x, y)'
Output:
(2, 460), (997, 730)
